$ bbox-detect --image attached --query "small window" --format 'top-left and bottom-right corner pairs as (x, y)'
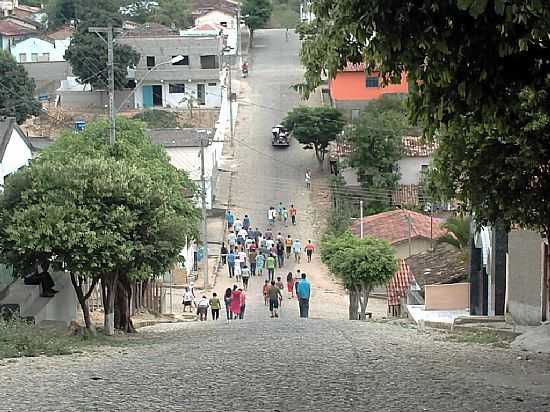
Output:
(19, 53), (26, 62)
(220, 21), (228, 27)
(42, 53), (50, 61)
(208, 82), (217, 86)
(172, 55), (189, 65)
(146, 56), (155, 68)
(31, 53), (38, 62)
(421, 164), (429, 171)
(366, 75), (379, 88)
(169, 83), (186, 93)
(200, 55), (218, 69)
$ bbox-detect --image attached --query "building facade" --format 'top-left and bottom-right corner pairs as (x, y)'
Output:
(11, 36), (69, 62)
(0, 117), (32, 190)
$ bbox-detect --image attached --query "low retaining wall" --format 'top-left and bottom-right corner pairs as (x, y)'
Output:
(425, 283), (470, 311)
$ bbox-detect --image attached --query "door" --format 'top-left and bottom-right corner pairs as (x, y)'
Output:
(152, 85), (163, 106)
(197, 84), (206, 105)
(142, 85), (153, 108)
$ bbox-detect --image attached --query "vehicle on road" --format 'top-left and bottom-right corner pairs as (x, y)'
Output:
(272, 124), (290, 147)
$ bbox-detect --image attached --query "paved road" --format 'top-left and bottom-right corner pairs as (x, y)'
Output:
(2, 29), (550, 411)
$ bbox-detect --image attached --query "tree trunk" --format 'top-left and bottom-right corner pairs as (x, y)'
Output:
(102, 272), (118, 336)
(313, 144), (324, 170)
(348, 287), (359, 320)
(70, 273), (97, 336)
(114, 273), (136, 333)
(249, 29), (254, 47)
(358, 284), (372, 320)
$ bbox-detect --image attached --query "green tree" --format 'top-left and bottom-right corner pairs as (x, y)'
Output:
(283, 106), (344, 168)
(65, 21), (140, 90)
(321, 232), (396, 320)
(242, 0), (273, 43)
(152, 0), (193, 29)
(0, 51), (41, 124)
(438, 216), (471, 253)
(297, 1), (550, 242)
(0, 119), (199, 335)
(47, 0), (122, 29)
(349, 96), (406, 214)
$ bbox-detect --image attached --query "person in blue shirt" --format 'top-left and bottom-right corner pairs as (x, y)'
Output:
(296, 272), (311, 318)
(227, 249), (236, 278)
(243, 214), (251, 230)
(225, 210), (234, 229)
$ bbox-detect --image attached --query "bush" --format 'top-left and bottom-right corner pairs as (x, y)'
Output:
(132, 110), (179, 129)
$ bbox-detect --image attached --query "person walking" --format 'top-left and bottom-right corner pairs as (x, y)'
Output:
(286, 271), (295, 298)
(276, 240), (285, 268)
(225, 210), (234, 229)
(305, 169), (311, 189)
(277, 202), (284, 221)
(282, 207), (289, 227)
(224, 288), (232, 321)
(289, 204), (297, 225)
(230, 285), (242, 320)
(234, 257), (242, 282)
(228, 231), (237, 249)
(262, 280), (270, 306)
(268, 280), (282, 318)
(267, 207), (275, 226)
(275, 276), (284, 295)
(285, 235), (293, 259)
(197, 296), (209, 321)
(234, 217), (243, 233)
(296, 273), (311, 318)
(243, 214), (251, 230)
(241, 264), (250, 290)
(182, 286), (194, 312)
(266, 254), (276, 281)
(210, 292), (221, 320)
(249, 249), (257, 276)
(227, 249), (236, 278)
(292, 238), (302, 263)
(220, 242), (228, 266)
(239, 288), (247, 319)
(305, 240), (315, 263)
(256, 252), (265, 278)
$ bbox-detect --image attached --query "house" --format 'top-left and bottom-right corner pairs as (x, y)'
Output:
(1, 0), (44, 22)
(0, 117), (32, 190)
(118, 23), (223, 109)
(351, 209), (447, 259)
(300, 0), (315, 22)
(11, 36), (70, 62)
(329, 63), (408, 119)
(0, 18), (36, 50)
(147, 127), (219, 209)
(398, 136), (437, 185)
(503, 228), (549, 325)
(192, 0), (238, 29)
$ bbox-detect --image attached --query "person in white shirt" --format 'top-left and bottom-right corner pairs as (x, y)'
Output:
(197, 296), (209, 321)
(234, 218), (243, 232)
(228, 231), (237, 248)
(182, 287), (194, 312)
(238, 249), (247, 267)
(234, 260), (242, 281)
(238, 228), (248, 246)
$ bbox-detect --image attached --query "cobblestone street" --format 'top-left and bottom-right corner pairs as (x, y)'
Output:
(2, 315), (550, 411)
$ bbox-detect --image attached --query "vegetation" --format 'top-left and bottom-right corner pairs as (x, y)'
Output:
(297, 1), (550, 242)
(321, 232), (396, 320)
(242, 0), (273, 43)
(0, 119), (200, 336)
(0, 51), (41, 124)
(152, 0), (193, 29)
(47, 0), (122, 29)
(132, 110), (179, 128)
(269, 0), (300, 29)
(349, 96), (406, 214)
(283, 106), (344, 168)
(438, 216), (471, 253)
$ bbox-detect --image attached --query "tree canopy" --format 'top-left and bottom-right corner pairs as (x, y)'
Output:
(47, 0), (122, 29)
(242, 0), (273, 39)
(321, 231), (396, 320)
(283, 106), (344, 166)
(349, 96), (406, 214)
(298, 1), (550, 237)
(0, 51), (41, 124)
(152, 0), (193, 29)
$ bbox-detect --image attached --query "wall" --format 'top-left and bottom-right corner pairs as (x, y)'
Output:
(393, 238), (432, 260)
(135, 81), (222, 109)
(0, 127), (32, 187)
(425, 283), (470, 310)
(397, 156), (431, 185)
(58, 89), (135, 112)
(195, 10), (236, 29)
(11, 37), (69, 62)
(507, 229), (544, 325)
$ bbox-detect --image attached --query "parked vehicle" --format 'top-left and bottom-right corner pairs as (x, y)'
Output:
(272, 124), (290, 147)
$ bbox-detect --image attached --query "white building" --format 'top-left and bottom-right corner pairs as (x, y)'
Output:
(300, 0), (315, 23)
(397, 136), (437, 185)
(11, 36), (70, 62)
(0, 117), (32, 190)
(195, 10), (237, 29)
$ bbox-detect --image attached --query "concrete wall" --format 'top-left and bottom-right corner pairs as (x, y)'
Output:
(507, 229), (544, 325)
(393, 238), (432, 260)
(134, 80), (222, 109)
(0, 127), (32, 188)
(425, 283), (470, 310)
(58, 89), (135, 112)
(398, 156), (431, 185)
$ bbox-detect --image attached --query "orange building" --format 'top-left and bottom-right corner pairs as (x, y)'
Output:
(328, 63), (409, 119)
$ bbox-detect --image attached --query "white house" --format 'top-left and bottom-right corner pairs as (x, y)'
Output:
(300, 0), (315, 22)
(0, 117), (32, 190)
(11, 36), (70, 62)
(397, 136), (438, 185)
(195, 10), (237, 29)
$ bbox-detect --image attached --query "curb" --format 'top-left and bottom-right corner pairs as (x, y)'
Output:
(133, 317), (197, 329)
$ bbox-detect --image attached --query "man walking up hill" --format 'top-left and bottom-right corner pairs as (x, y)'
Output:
(296, 273), (311, 318)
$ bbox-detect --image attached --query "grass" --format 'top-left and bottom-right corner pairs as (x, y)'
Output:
(132, 109), (179, 129)
(443, 329), (514, 348)
(0, 318), (134, 359)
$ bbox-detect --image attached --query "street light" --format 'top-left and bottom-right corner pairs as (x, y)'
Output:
(117, 54), (185, 112)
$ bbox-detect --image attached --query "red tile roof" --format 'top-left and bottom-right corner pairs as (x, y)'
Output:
(387, 259), (414, 306)
(47, 25), (74, 40)
(391, 184), (421, 206)
(0, 20), (35, 36)
(402, 136), (438, 157)
(351, 209), (447, 245)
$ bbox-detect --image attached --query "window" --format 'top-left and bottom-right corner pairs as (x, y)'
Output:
(42, 53), (50, 61)
(220, 21), (228, 27)
(366, 75), (379, 88)
(172, 55), (189, 65)
(200, 55), (218, 69)
(31, 53), (38, 62)
(19, 53), (26, 62)
(208, 82), (217, 86)
(351, 109), (360, 121)
(169, 83), (186, 94)
(146, 56), (155, 68)
(421, 164), (429, 171)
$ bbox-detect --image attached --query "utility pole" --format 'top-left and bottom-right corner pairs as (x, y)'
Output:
(200, 135), (209, 288)
(359, 200), (364, 239)
(89, 25), (121, 145)
(228, 63), (234, 145)
(236, 3), (241, 60)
